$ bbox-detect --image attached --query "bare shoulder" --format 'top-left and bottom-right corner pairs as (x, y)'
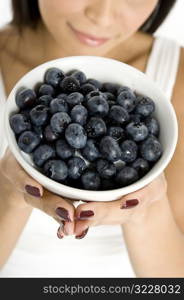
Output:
(0, 25), (18, 59)
(165, 46), (184, 233)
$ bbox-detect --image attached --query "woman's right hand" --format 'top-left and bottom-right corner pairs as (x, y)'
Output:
(0, 148), (76, 238)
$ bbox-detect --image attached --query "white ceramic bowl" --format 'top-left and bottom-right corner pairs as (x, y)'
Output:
(5, 56), (178, 201)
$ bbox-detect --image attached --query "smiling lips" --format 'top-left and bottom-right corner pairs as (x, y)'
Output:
(68, 23), (112, 47)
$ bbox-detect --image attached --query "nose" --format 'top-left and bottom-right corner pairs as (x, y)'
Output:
(85, 0), (115, 28)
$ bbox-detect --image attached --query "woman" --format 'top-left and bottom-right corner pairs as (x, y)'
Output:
(0, 0), (184, 277)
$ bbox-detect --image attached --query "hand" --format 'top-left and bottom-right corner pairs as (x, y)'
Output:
(0, 148), (76, 237)
(73, 173), (167, 238)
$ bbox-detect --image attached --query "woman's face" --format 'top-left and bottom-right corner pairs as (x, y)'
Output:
(38, 0), (158, 56)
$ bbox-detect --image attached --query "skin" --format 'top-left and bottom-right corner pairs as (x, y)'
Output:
(0, 0), (184, 276)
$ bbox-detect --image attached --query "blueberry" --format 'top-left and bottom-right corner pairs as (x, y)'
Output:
(30, 105), (49, 126)
(107, 126), (125, 141)
(86, 117), (107, 138)
(109, 105), (129, 124)
(67, 92), (84, 107)
(87, 95), (109, 117)
(57, 93), (68, 101)
(135, 95), (155, 117)
(131, 158), (150, 177)
(129, 113), (142, 123)
(64, 177), (83, 189)
(45, 67), (65, 88)
(19, 107), (32, 119)
(44, 125), (59, 142)
(50, 98), (69, 114)
(100, 136), (122, 162)
(107, 100), (116, 107)
(103, 92), (116, 101)
(86, 78), (103, 90)
(66, 69), (79, 76)
(117, 90), (136, 112)
(43, 159), (68, 181)
(67, 157), (87, 179)
(140, 135), (162, 162)
(60, 76), (80, 93)
(126, 121), (148, 142)
(65, 123), (87, 149)
(117, 86), (132, 95)
(101, 82), (120, 95)
(144, 116), (160, 136)
(10, 113), (31, 135)
(116, 166), (139, 187)
(33, 144), (55, 167)
(18, 131), (41, 153)
(82, 139), (101, 162)
(37, 95), (53, 106)
(80, 83), (97, 95)
(38, 84), (55, 96)
(15, 88), (36, 109)
(50, 112), (71, 135)
(86, 91), (102, 101)
(81, 170), (101, 190)
(70, 105), (88, 125)
(120, 140), (138, 163)
(101, 179), (116, 190)
(56, 139), (75, 160)
(96, 159), (116, 179)
(71, 70), (87, 85)
(32, 125), (44, 140)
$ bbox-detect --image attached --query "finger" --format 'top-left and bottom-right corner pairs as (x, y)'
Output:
(74, 202), (107, 236)
(54, 216), (75, 237)
(74, 195), (140, 236)
(74, 219), (90, 239)
(75, 175), (166, 235)
(57, 226), (65, 239)
(54, 219), (65, 239)
(24, 189), (75, 226)
(1, 149), (43, 197)
(119, 173), (167, 207)
(62, 220), (75, 236)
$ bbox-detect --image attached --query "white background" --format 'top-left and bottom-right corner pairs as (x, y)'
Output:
(0, 0), (184, 45)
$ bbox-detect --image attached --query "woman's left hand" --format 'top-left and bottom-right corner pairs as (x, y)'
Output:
(73, 173), (167, 239)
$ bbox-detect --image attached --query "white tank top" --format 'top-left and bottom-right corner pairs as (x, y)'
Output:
(0, 36), (180, 277)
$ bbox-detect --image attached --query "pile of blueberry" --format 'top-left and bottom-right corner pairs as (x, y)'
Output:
(9, 67), (163, 190)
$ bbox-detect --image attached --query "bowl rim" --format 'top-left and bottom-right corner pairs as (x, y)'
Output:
(5, 56), (178, 199)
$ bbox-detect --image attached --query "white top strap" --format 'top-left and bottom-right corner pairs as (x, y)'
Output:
(145, 36), (181, 101)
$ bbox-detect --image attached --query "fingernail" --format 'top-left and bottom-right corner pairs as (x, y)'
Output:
(121, 199), (139, 209)
(77, 210), (94, 220)
(75, 228), (89, 239)
(57, 226), (64, 239)
(55, 207), (71, 222)
(25, 185), (41, 197)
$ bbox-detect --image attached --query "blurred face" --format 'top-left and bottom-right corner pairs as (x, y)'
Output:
(38, 0), (158, 56)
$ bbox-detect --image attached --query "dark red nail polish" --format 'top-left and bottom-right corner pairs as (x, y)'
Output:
(75, 228), (89, 239)
(121, 199), (139, 209)
(55, 207), (71, 222)
(57, 227), (64, 239)
(25, 185), (41, 197)
(78, 210), (94, 220)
